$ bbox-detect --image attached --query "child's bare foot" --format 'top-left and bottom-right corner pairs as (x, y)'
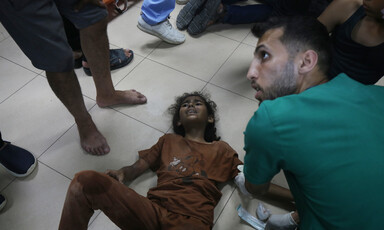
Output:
(96, 89), (147, 107)
(77, 119), (110, 155)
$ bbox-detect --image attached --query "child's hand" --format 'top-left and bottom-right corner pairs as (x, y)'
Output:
(106, 169), (125, 183)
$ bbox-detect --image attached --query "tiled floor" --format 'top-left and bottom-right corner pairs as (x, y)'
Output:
(2, 2), (383, 230)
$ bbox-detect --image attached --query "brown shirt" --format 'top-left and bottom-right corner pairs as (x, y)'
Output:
(139, 134), (242, 225)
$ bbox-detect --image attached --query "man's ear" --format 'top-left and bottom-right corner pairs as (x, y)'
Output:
(298, 50), (318, 75)
(208, 115), (214, 123)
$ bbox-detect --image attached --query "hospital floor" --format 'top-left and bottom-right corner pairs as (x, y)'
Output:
(1, 2), (383, 229)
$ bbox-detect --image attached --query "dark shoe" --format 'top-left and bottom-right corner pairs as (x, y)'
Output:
(187, 0), (221, 35)
(83, 49), (134, 76)
(0, 194), (6, 211)
(0, 141), (36, 177)
(176, 0), (207, 30)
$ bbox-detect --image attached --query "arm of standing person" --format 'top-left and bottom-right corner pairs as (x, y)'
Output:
(317, 0), (362, 33)
(106, 158), (150, 183)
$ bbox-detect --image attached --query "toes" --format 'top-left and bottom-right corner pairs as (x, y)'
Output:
(124, 49), (132, 58)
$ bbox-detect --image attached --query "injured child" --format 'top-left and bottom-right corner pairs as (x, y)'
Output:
(58, 92), (243, 230)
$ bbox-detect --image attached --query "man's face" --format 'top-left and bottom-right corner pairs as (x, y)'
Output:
(247, 28), (299, 104)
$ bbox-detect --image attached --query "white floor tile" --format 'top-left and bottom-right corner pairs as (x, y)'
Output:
(210, 43), (257, 100)
(0, 163), (70, 229)
(39, 106), (164, 179)
(0, 76), (95, 157)
(0, 57), (38, 103)
(148, 32), (240, 81)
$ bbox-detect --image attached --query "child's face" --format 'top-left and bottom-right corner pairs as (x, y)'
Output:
(178, 96), (213, 127)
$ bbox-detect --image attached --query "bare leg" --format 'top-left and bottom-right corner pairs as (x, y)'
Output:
(79, 17), (147, 107)
(46, 71), (110, 155)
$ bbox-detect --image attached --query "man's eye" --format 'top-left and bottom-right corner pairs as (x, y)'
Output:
(261, 51), (269, 60)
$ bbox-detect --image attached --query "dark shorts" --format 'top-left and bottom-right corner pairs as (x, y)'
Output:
(0, 0), (107, 72)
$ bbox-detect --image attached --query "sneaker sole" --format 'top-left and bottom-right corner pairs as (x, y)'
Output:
(0, 159), (37, 178)
(137, 24), (185, 45)
(176, 0), (207, 30)
(187, 0), (221, 35)
(0, 196), (6, 212)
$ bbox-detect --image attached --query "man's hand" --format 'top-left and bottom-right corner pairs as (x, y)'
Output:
(106, 169), (125, 183)
(234, 165), (252, 197)
(265, 212), (298, 230)
(74, 0), (106, 12)
(257, 203), (298, 230)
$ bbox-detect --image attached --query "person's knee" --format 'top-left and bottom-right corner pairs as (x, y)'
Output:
(72, 170), (112, 195)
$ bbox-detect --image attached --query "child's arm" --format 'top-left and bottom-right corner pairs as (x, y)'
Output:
(106, 158), (150, 183)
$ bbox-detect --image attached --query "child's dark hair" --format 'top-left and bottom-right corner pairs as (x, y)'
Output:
(168, 91), (220, 142)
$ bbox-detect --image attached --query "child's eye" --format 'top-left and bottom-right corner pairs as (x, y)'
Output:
(195, 102), (202, 106)
(181, 103), (189, 107)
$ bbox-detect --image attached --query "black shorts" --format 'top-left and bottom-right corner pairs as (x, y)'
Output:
(0, 0), (107, 72)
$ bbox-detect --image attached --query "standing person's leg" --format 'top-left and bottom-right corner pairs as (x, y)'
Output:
(138, 0), (186, 44)
(80, 18), (147, 107)
(0, 0), (110, 155)
(59, 171), (162, 230)
(46, 71), (110, 155)
(58, 2), (147, 107)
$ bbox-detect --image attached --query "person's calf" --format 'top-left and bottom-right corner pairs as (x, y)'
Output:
(46, 71), (110, 155)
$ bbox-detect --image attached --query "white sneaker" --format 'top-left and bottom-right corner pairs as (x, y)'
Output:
(138, 16), (186, 45)
(176, 0), (189, 5)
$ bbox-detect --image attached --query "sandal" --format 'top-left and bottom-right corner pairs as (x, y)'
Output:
(83, 48), (134, 76)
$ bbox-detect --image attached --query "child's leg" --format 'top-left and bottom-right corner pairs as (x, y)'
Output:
(161, 212), (211, 230)
(59, 170), (161, 230)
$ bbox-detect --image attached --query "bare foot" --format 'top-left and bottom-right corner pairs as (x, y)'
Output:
(77, 119), (110, 155)
(96, 89), (147, 107)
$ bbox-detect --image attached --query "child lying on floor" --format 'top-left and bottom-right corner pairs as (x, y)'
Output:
(58, 91), (243, 230)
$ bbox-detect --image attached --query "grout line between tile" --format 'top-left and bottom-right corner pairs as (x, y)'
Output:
(0, 74), (40, 104)
(206, 82), (257, 103)
(145, 57), (209, 83)
(214, 186), (236, 225)
(0, 54), (43, 75)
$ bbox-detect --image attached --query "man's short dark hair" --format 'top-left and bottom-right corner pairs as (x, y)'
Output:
(252, 16), (331, 76)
